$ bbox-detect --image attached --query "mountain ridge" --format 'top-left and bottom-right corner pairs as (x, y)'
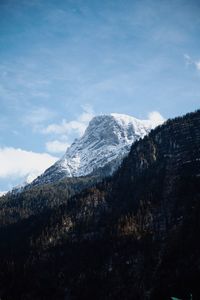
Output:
(1, 110), (199, 299)
(31, 113), (163, 187)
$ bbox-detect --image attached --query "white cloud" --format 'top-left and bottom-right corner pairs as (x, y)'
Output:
(43, 120), (86, 136)
(0, 147), (58, 183)
(43, 104), (94, 137)
(45, 140), (70, 154)
(148, 111), (165, 127)
(184, 54), (200, 71)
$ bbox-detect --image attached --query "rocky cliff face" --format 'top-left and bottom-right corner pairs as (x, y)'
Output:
(0, 110), (200, 300)
(31, 113), (158, 187)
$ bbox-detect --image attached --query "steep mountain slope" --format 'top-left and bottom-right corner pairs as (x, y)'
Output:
(31, 113), (159, 186)
(0, 110), (200, 300)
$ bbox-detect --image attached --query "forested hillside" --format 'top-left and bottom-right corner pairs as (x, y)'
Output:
(0, 110), (200, 300)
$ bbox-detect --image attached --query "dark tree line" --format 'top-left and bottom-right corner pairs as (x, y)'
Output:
(0, 110), (200, 299)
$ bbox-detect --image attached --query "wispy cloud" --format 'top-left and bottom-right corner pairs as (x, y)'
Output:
(45, 140), (70, 154)
(184, 54), (200, 71)
(148, 111), (165, 127)
(195, 61), (200, 71)
(42, 105), (94, 154)
(43, 120), (85, 136)
(0, 147), (58, 184)
(23, 107), (55, 131)
(0, 62), (51, 112)
(43, 105), (94, 136)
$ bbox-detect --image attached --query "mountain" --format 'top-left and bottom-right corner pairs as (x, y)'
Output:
(31, 113), (160, 187)
(0, 110), (200, 300)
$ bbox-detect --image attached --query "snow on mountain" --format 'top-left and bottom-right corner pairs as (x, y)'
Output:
(31, 113), (164, 186)
(0, 191), (7, 197)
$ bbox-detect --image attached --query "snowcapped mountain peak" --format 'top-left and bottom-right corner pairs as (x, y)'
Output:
(111, 112), (139, 122)
(31, 113), (164, 187)
(84, 113), (149, 146)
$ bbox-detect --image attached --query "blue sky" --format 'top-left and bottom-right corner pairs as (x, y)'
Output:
(0, 0), (200, 192)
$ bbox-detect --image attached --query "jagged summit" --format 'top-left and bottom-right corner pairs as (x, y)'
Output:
(87, 113), (151, 143)
(31, 113), (163, 187)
